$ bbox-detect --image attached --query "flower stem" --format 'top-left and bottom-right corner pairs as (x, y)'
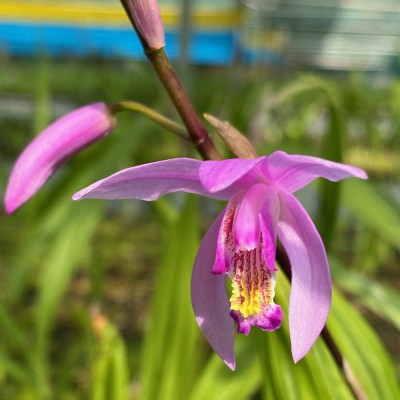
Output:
(109, 101), (188, 140)
(145, 48), (222, 160)
(120, 0), (221, 160)
(276, 245), (367, 400)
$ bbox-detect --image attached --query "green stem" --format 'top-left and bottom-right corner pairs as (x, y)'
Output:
(109, 101), (188, 140)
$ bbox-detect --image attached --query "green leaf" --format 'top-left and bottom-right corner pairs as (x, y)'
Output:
(0, 305), (28, 351)
(317, 85), (344, 250)
(0, 349), (30, 385)
(257, 274), (352, 400)
(90, 319), (129, 400)
(328, 288), (400, 400)
(274, 75), (346, 249)
(331, 257), (400, 330)
(341, 179), (400, 251)
(26, 115), (151, 397)
(189, 336), (261, 400)
(140, 197), (201, 400)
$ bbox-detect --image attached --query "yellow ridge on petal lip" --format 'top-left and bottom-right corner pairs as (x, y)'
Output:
(229, 247), (274, 319)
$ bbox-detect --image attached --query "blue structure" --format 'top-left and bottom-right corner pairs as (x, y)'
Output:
(2, 1), (400, 70)
(0, 1), (241, 66)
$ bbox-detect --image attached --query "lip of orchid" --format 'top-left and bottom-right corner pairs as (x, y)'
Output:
(71, 151), (367, 368)
(4, 102), (116, 215)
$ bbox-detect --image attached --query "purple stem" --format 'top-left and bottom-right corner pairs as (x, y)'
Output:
(119, 0), (221, 161)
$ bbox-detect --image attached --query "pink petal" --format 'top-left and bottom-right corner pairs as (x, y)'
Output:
(212, 193), (244, 275)
(199, 157), (266, 193)
(125, 0), (165, 49)
(5, 103), (115, 214)
(230, 302), (283, 335)
(191, 211), (236, 370)
(259, 187), (280, 271)
(72, 158), (236, 202)
(233, 183), (270, 251)
(277, 191), (332, 363)
(267, 151), (367, 193)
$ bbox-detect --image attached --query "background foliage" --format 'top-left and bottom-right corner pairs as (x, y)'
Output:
(0, 57), (399, 399)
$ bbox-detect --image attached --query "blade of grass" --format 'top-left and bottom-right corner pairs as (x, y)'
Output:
(328, 288), (400, 400)
(90, 317), (129, 400)
(341, 179), (400, 251)
(330, 256), (400, 330)
(257, 273), (352, 400)
(189, 336), (261, 400)
(140, 196), (200, 400)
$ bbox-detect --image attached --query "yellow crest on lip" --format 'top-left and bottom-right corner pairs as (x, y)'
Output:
(230, 246), (275, 319)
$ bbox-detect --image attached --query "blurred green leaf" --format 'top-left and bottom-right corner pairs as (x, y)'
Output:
(35, 198), (103, 397)
(0, 305), (27, 351)
(0, 349), (29, 386)
(257, 274), (352, 400)
(331, 257), (400, 330)
(33, 57), (51, 134)
(140, 197), (200, 400)
(328, 289), (400, 399)
(189, 337), (261, 400)
(341, 179), (400, 251)
(90, 318), (129, 400)
(273, 75), (346, 249)
(316, 81), (344, 250)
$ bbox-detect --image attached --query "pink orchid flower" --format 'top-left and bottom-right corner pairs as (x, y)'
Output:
(72, 153), (367, 369)
(4, 103), (116, 214)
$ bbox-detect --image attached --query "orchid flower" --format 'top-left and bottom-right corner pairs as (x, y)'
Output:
(72, 152), (367, 369)
(4, 103), (116, 214)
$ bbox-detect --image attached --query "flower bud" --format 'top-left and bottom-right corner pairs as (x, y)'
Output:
(4, 103), (116, 214)
(125, 0), (165, 49)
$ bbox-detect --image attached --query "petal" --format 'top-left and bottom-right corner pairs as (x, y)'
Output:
(212, 193), (244, 275)
(233, 183), (270, 251)
(267, 151), (368, 193)
(199, 157), (266, 193)
(191, 211), (236, 370)
(259, 187), (280, 271)
(277, 191), (332, 363)
(72, 158), (236, 202)
(230, 303), (283, 335)
(5, 103), (115, 214)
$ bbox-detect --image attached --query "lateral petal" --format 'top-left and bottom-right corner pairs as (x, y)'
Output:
(267, 151), (367, 193)
(73, 158), (236, 202)
(277, 191), (332, 363)
(259, 187), (280, 271)
(199, 157), (266, 193)
(191, 211), (236, 370)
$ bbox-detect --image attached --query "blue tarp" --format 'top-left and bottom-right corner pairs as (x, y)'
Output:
(0, 22), (239, 65)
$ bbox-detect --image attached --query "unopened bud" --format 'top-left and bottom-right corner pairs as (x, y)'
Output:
(5, 103), (116, 214)
(125, 0), (165, 50)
